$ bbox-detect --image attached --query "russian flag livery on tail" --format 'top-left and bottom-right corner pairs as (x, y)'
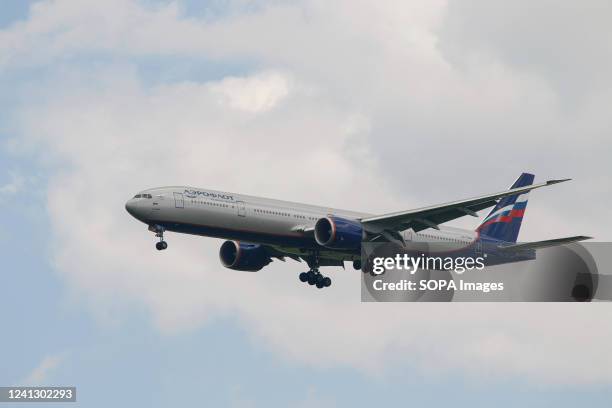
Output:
(477, 173), (534, 243)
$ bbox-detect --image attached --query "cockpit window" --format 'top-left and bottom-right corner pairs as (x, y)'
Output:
(134, 194), (142, 198)
(133, 194), (152, 199)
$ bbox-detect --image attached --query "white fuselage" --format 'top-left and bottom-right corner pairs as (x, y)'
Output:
(125, 186), (479, 260)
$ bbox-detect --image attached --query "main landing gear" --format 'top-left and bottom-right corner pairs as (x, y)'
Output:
(299, 271), (332, 289)
(298, 253), (332, 289)
(151, 225), (168, 251)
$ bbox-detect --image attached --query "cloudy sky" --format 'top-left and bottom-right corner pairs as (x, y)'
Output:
(1, 0), (611, 406)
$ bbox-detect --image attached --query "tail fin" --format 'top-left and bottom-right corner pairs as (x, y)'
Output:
(476, 173), (534, 243)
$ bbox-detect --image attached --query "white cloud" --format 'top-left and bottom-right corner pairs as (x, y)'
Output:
(209, 71), (292, 113)
(4, 0), (612, 385)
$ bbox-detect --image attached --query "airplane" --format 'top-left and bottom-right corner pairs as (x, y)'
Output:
(125, 173), (590, 289)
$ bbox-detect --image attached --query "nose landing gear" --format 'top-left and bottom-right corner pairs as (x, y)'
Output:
(150, 225), (168, 251)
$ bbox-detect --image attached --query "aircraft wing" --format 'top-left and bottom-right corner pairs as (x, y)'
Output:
(498, 235), (592, 251)
(261, 244), (344, 266)
(260, 245), (301, 262)
(360, 178), (570, 234)
(291, 225), (314, 234)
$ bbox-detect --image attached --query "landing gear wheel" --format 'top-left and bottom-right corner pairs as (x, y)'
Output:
(152, 225), (167, 251)
(301, 271), (331, 289)
(315, 274), (324, 285)
(307, 272), (317, 285)
(353, 260), (362, 270)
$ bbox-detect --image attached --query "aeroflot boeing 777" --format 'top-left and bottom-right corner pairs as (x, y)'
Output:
(125, 173), (590, 289)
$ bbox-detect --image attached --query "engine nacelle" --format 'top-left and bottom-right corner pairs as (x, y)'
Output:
(219, 241), (271, 272)
(314, 216), (363, 250)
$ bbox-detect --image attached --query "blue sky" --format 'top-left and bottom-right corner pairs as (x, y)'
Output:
(2, 1), (612, 407)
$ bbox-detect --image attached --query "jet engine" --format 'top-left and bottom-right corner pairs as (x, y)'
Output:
(314, 216), (363, 250)
(219, 241), (272, 272)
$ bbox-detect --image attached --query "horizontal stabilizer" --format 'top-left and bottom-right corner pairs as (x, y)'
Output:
(498, 235), (592, 251)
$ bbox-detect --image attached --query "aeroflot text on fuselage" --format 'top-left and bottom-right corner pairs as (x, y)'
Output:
(184, 190), (235, 201)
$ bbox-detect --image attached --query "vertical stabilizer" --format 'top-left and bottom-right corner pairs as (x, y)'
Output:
(476, 173), (534, 243)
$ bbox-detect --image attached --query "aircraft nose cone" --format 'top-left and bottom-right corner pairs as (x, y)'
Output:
(125, 200), (137, 217)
